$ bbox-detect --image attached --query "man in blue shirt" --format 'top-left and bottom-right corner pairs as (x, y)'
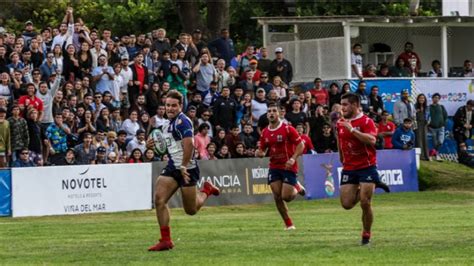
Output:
(148, 91), (220, 252)
(392, 118), (415, 150)
(92, 54), (114, 94)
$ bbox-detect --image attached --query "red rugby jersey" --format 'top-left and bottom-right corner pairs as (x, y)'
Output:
(336, 113), (377, 171)
(259, 121), (302, 173)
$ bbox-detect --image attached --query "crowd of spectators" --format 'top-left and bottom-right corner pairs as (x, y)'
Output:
(0, 7), (473, 168)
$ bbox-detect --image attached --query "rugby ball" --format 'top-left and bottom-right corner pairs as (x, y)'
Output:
(149, 128), (167, 155)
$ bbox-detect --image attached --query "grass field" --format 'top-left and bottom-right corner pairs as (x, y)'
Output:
(1, 161), (473, 264)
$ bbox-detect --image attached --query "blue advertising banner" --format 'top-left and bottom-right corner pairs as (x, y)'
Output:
(302, 149), (418, 200)
(0, 169), (12, 216)
(349, 79), (412, 114)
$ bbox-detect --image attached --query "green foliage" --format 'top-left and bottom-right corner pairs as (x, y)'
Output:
(2, 0), (441, 47)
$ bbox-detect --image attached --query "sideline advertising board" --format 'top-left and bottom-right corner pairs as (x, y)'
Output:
(12, 164), (152, 217)
(302, 149), (419, 200)
(152, 158), (305, 208)
(0, 170), (12, 216)
(415, 79), (474, 116)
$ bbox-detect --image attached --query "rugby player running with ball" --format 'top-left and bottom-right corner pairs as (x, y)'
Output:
(148, 91), (220, 251)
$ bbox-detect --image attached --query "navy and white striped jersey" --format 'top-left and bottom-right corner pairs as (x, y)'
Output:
(162, 112), (197, 169)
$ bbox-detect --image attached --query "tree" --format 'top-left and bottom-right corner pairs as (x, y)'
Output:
(174, 0), (230, 40)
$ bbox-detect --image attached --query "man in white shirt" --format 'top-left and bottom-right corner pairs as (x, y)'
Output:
(51, 7), (74, 50)
(351, 43), (363, 79)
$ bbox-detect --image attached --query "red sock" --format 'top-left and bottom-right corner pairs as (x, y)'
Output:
(200, 186), (211, 197)
(160, 226), (171, 241)
(284, 217), (293, 227)
(362, 231), (371, 239)
(294, 183), (302, 193)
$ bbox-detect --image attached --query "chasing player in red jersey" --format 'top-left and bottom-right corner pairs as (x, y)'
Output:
(336, 92), (388, 245)
(256, 103), (306, 230)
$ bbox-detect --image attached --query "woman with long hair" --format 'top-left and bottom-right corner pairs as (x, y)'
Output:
(271, 76), (287, 98)
(212, 128), (227, 152)
(341, 82), (351, 94)
(216, 144), (231, 159)
(415, 93), (430, 160)
(96, 107), (111, 132)
(106, 40), (121, 66)
(52, 44), (64, 74)
(328, 82), (342, 110)
(166, 63), (188, 108)
(62, 44), (80, 81)
(145, 82), (160, 115)
(78, 41), (93, 79)
(77, 109), (97, 141)
(128, 148), (143, 163)
(143, 148), (158, 162)
(139, 111), (151, 135)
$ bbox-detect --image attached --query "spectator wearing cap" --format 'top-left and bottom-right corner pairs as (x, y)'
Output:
(92, 54), (114, 94)
(22, 20), (38, 45)
(212, 87), (238, 132)
(74, 132), (96, 165)
(269, 47), (293, 84)
(238, 45), (257, 74)
(393, 89), (415, 127)
(392, 118), (415, 150)
(95, 146), (107, 164)
(453, 100), (474, 145)
(7, 52), (25, 73)
(208, 28), (235, 66)
(251, 88), (268, 128)
(126, 128), (146, 156)
(240, 58), (261, 83)
(428, 92), (448, 159)
(0, 107), (11, 168)
(11, 148), (35, 167)
(192, 29), (207, 54)
(257, 47), (272, 73)
(314, 123), (337, 153)
(194, 123), (211, 160)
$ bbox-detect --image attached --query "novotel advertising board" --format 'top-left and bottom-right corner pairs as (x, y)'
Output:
(12, 164), (152, 217)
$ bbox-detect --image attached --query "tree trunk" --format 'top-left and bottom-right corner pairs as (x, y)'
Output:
(174, 0), (206, 34)
(206, 0), (230, 40)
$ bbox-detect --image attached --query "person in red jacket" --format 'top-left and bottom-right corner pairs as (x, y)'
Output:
(295, 123), (315, 154)
(377, 111), (396, 149)
(18, 83), (44, 119)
